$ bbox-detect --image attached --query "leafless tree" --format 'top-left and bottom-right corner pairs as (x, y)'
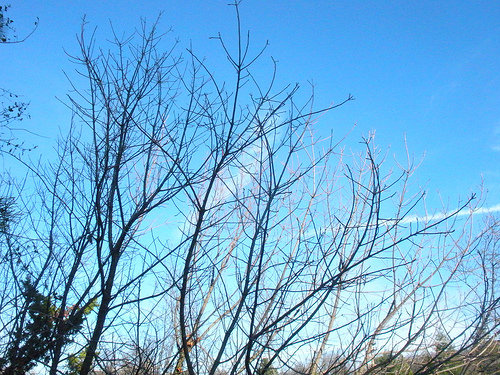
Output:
(1, 3), (498, 375)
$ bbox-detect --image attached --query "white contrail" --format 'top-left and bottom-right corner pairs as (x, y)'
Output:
(401, 203), (500, 224)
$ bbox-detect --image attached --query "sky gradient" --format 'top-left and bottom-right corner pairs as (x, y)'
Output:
(2, 0), (500, 215)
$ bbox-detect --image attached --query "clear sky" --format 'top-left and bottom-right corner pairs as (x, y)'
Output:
(2, 0), (500, 214)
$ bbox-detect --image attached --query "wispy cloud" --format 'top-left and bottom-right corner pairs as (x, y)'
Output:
(401, 204), (500, 224)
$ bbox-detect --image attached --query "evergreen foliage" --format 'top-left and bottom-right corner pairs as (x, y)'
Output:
(0, 281), (95, 375)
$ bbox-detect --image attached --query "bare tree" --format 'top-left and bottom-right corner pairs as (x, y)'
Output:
(1, 3), (498, 375)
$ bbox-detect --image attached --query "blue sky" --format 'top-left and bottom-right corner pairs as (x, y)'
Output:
(2, 0), (500, 214)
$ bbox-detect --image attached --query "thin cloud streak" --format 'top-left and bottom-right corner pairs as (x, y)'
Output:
(401, 204), (500, 224)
